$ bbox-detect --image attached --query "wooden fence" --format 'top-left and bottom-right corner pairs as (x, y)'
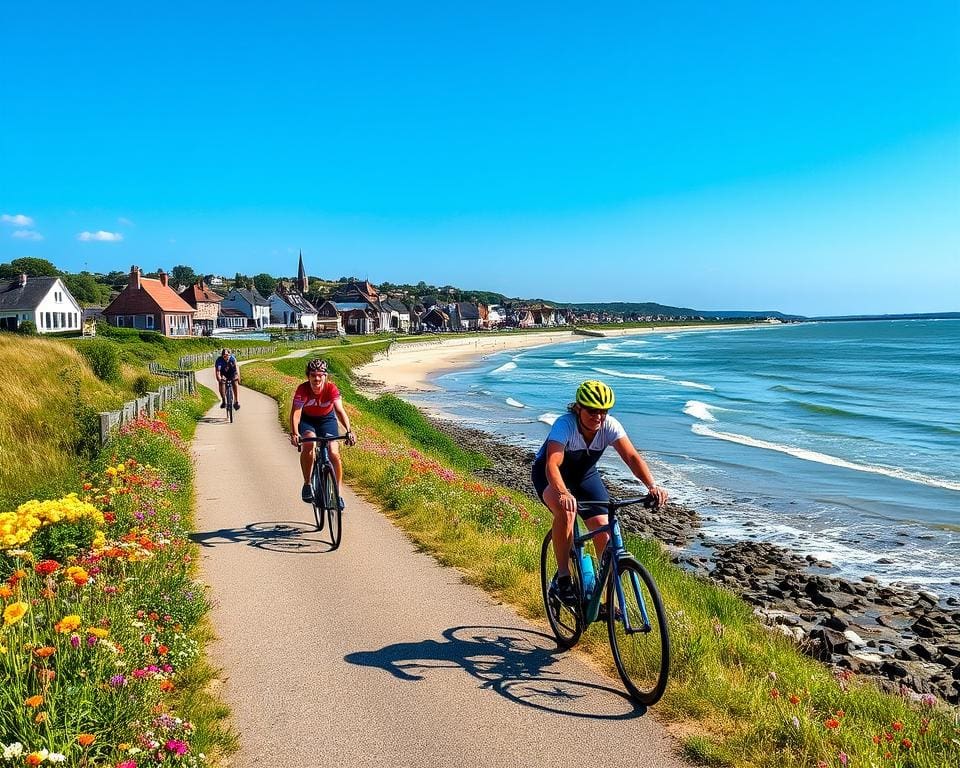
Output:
(177, 346), (278, 370)
(97, 367), (196, 445)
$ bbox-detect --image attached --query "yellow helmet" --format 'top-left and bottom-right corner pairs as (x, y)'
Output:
(576, 380), (615, 410)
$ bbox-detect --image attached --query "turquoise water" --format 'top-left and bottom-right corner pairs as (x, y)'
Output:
(408, 320), (960, 595)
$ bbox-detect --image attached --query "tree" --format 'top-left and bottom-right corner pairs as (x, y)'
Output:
(0, 257), (61, 278)
(253, 273), (277, 295)
(171, 264), (198, 287)
(62, 272), (111, 306)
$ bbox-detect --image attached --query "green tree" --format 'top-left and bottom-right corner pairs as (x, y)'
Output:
(62, 272), (112, 306)
(253, 273), (277, 295)
(0, 257), (62, 278)
(171, 264), (197, 287)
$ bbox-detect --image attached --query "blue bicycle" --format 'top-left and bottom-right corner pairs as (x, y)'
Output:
(540, 494), (670, 705)
(298, 434), (348, 549)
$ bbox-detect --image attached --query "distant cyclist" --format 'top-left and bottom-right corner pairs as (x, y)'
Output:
(290, 359), (356, 504)
(533, 380), (668, 607)
(214, 348), (241, 410)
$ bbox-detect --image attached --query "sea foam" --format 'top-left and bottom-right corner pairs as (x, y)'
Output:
(506, 397), (525, 408)
(593, 367), (715, 391)
(683, 400), (718, 422)
(538, 412), (560, 425)
(491, 361), (517, 374)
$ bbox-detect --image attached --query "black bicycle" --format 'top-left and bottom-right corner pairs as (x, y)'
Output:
(223, 377), (236, 422)
(298, 435), (347, 549)
(540, 494), (671, 705)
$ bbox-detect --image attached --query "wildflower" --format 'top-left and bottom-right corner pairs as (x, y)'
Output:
(2, 743), (24, 758)
(901, 738), (912, 748)
(883, 752), (892, 759)
(24, 694), (44, 707)
(791, 716), (800, 730)
(34, 712), (47, 724)
(70, 634), (81, 648)
(165, 740), (188, 755)
(3, 601), (29, 625)
(839, 751), (848, 766)
(0, 585), (12, 598)
(47, 754), (66, 764)
(77, 733), (96, 747)
(55, 614), (82, 633)
(25, 751), (48, 767)
(66, 566), (90, 586)
(892, 721), (903, 732)
(34, 559), (60, 575)
(160, 679), (175, 692)
(788, 694), (801, 705)
(824, 718), (840, 729)
(33, 646), (55, 658)
(920, 693), (937, 708)
(88, 627), (109, 638)
(117, 761), (137, 768)
(769, 688), (780, 699)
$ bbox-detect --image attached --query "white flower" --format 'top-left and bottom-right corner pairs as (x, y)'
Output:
(48, 753), (67, 763)
(3, 742), (25, 758)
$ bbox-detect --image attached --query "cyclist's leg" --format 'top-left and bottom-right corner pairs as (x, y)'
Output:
(299, 421), (318, 484)
(218, 378), (226, 405)
(232, 378), (240, 406)
(533, 462), (575, 576)
(576, 469), (610, 558)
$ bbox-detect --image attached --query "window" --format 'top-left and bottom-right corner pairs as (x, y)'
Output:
(146, 315), (154, 329)
(46, 312), (52, 328)
(116, 316), (124, 328)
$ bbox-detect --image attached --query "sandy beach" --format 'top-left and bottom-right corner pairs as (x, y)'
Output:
(356, 325), (749, 393)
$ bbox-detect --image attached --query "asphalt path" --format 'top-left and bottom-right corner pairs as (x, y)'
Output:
(193, 366), (689, 767)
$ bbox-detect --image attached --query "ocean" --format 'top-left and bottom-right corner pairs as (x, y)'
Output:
(405, 320), (960, 597)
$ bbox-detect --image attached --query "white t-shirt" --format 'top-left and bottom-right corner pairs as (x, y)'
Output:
(534, 412), (627, 464)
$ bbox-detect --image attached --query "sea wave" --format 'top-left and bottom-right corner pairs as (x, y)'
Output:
(490, 361), (517, 374)
(554, 359), (572, 367)
(683, 400), (718, 422)
(690, 424), (960, 492)
(593, 367), (715, 391)
(538, 412), (560, 425)
(506, 397), (525, 408)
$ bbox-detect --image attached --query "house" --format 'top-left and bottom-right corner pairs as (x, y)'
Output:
(420, 306), (450, 331)
(315, 300), (344, 335)
(0, 274), (83, 333)
(382, 298), (411, 332)
(449, 301), (482, 331)
(267, 250), (320, 329)
(486, 304), (505, 329)
(102, 266), (195, 336)
(220, 287), (271, 328)
(179, 279), (222, 334)
(331, 280), (391, 332)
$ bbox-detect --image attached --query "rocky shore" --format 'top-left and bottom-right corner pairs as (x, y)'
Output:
(430, 417), (960, 706)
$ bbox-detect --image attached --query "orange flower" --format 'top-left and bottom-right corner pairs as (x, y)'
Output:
(36, 668), (55, 682)
(34, 712), (47, 724)
(25, 694), (44, 707)
(901, 738), (912, 749)
(76, 733), (96, 747)
(891, 721), (903, 731)
(54, 614), (82, 633)
(769, 688), (780, 699)
(25, 754), (43, 767)
(33, 646), (56, 658)
(157, 644), (169, 656)
(824, 718), (840, 729)
(788, 694), (801, 705)
(0, 585), (13, 598)
(159, 679), (175, 692)
(65, 566), (89, 586)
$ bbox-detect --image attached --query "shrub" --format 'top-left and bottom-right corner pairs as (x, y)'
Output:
(77, 338), (121, 384)
(16, 320), (37, 335)
(132, 373), (155, 396)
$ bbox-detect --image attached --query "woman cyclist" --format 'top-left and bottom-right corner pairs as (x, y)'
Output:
(290, 359), (356, 505)
(532, 380), (669, 607)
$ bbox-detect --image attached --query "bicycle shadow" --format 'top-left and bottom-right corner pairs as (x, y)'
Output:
(190, 521), (336, 554)
(345, 625), (644, 719)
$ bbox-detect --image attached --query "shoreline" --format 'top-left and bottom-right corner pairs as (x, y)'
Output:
(355, 324), (757, 395)
(351, 326), (960, 705)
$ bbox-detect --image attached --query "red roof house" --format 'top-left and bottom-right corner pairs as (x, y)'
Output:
(103, 265), (196, 336)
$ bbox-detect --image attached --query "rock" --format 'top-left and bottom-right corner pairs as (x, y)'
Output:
(844, 629), (866, 648)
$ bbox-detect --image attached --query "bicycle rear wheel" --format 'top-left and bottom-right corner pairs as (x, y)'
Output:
(607, 557), (670, 705)
(311, 463), (325, 531)
(225, 387), (234, 422)
(539, 532), (583, 648)
(323, 467), (341, 550)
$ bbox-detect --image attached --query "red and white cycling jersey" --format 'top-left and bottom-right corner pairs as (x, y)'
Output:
(292, 380), (341, 419)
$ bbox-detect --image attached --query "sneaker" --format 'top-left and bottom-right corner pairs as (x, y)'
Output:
(549, 575), (579, 608)
(234, 402), (240, 410)
(338, 496), (345, 511)
(219, 402), (226, 409)
(597, 602), (623, 623)
(301, 484), (313, 503)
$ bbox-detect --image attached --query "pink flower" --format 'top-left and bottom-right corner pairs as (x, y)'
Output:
(839, 751), (848, 766)
(165, 740), (188, 755)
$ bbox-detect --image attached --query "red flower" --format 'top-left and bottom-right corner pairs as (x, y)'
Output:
(35, 560), (61, 576)
(892, 721), (903, 731)
(824, 718), (840, 729)
(901, 738), (912, 749)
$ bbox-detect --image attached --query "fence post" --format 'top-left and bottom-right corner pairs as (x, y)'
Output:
(99, 413), (111, 444)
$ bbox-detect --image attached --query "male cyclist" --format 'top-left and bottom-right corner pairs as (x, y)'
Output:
(290, 358), (356, 505)
(214, 348), (240, 410)
(532, 380), (669, 608)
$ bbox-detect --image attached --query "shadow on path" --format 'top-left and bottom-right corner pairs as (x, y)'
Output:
(346, 625), (644, 719)
(190, 521), (335, 554)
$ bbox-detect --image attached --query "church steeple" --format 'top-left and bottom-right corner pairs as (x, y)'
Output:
(296, 250), (308, 294)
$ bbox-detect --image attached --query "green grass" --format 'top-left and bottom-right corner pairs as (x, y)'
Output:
(241, 345), (960, 768)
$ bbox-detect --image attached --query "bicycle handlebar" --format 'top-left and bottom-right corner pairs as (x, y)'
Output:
(296, 434), (350, 452)
(577, 493), (661, 514)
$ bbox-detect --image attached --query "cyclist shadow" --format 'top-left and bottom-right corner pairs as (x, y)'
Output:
(190, 521), (336, 554)
(345, 625), (645, 719)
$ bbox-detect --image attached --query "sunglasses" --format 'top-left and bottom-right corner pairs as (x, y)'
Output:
(581, 406), (609, 417)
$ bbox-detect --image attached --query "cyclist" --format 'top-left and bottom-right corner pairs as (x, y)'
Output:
(532, 380), (668, 607)
(290, 358), (357, 504)
(214, 348), (241, 410)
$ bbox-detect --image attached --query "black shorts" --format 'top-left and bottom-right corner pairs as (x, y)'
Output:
(531, 463), (609, 520)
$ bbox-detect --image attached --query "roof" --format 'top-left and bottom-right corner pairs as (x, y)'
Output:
(273, 290), (317, 314)
(220, 308), (247, 317)
(179, 282), (223, 307)
(105, 277), (194, 315)
(455, 302), (481, 321)
(228, 288), (271, 307)
(384, 298), (410, 313)
(0, 276), (61, 311)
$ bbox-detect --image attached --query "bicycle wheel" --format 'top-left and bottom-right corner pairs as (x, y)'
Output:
(311, 462), (325, 531)
(225, 388), (234, 423)
(539, 532), (583, 649)
(607, 557), (670, 705)
(323, 467), (341, 550)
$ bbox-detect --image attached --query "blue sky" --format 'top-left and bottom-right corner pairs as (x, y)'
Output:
(1, 2), (957, 316)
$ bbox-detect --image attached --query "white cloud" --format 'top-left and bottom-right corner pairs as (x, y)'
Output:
(118, 217), (134, 227)
(1, 213), (34, 227)
(77, 230), (123, 242)
(12, 230), (44, 241)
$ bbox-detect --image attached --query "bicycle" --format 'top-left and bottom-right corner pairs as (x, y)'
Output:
(223, 377), (236, 423)
(539, 494), (671, 705)
(298, 434), (348, 549)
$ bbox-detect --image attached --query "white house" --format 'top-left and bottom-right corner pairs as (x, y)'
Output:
(220, 287), (271, 329)
(268, 288), (318, 329)
(0, 274), (83, 334)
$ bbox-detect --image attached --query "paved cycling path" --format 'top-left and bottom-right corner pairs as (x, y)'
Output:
(192, 367), (689, 767)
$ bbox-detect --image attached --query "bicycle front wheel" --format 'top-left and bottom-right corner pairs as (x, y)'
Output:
(311, 464), (325, 531)
(323, 467), (342, 550)
(539, 532), (583, 649)
(607, 557), (670, 705)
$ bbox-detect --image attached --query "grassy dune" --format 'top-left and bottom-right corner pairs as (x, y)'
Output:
(241, 343), (960, 768)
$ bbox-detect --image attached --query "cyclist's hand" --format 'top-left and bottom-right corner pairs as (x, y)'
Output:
(559, 490), (577, 514)
(290, 433), (300, 447)
(646, 486), (669, 509)
(345, 430), (357, 447)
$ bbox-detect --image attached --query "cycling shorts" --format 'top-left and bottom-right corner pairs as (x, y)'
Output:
(531, 463), (609, 520)
(298, 413), (339, 439)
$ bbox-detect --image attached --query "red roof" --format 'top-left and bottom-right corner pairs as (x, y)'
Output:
(179, 281), (223, 307)
(105, 277), (194, 315)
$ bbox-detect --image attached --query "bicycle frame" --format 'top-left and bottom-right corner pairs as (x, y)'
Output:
(573, 499), (656, 634)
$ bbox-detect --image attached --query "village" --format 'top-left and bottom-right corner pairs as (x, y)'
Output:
(0, 252), (712, 338)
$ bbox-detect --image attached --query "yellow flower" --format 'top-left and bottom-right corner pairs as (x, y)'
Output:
(66, 566), (90, 586)
(86, 627), (109, 638)
(3, 601), (29, 626)
(25, 694), (44, 707)
(54, 614), (82, 633)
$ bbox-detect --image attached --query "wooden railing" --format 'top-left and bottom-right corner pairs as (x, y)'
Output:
(177, 346), (278, 370)
(97, 368), (196, 445)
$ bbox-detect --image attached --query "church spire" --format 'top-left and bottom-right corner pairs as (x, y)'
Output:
(297, 250), (308, 294)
